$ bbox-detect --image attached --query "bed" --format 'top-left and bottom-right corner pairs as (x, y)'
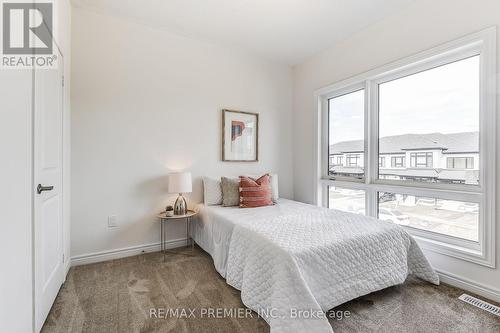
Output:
(191, 199), (439, 333)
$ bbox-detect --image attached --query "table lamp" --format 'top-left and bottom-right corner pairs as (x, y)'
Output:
(168, 172), (192, 215)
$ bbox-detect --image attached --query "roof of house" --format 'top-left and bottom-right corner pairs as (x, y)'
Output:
(330, 132), (478, 154)
(330, 166), (479, 182)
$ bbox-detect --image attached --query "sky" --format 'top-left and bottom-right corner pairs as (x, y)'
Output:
(329, 55), (480, 144)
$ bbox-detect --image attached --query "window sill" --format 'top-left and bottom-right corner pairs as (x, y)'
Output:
(408, 229), (495, 268)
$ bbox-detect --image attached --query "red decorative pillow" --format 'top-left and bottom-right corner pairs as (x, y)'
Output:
(239, 174), (274, 208)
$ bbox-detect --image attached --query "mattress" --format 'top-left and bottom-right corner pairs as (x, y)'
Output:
(191, 199), (439, 333)
(192, 199), (313, 277)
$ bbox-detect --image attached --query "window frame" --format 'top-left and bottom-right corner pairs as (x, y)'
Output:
(447, 156), (474, 169)
(410, 152), (433, 168)
(391, 156), (406, 168)
(346, 154), (360, 167)
(314, 28), (496, 267)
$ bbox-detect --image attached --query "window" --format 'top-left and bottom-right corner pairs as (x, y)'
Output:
(346, 154), (360, 167)
(328, 89), (364, 178)
(328, 186), (365, 215)
(391, 156), (405, 168)
(316, 29), (496, 267)
(447, 157), (474, 169)
(379, 55), (479, 184)
(378, 192), (479, 241)
(410, 152), (433, 168)
(332, 155), (343, 166)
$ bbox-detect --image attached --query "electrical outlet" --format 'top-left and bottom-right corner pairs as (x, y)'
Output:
(108, 215), (118, 228)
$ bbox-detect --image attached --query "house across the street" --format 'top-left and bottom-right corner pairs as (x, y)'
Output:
(329, 132), (479, 185)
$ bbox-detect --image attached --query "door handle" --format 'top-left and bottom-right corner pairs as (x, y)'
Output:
(37, 184), (54, 194)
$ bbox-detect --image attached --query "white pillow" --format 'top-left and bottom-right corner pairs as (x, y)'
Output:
(269, 173), (279, 203)
(203, 177), (222, 205)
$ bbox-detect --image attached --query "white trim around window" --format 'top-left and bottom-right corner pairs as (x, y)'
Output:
(313, 27), (496, 267)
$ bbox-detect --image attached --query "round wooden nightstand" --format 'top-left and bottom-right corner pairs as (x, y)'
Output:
(157, 210), (197, 259)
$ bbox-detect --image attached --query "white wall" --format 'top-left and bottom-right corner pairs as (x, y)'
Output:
(293, 0), (500, 298)
(0, 68), (33, 333)
(70, 8), (293, 259)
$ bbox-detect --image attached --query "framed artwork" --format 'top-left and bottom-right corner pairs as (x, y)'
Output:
(222, 109), (259, 162)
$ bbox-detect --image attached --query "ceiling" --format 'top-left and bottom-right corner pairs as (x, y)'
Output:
(71, 0), (415, 66)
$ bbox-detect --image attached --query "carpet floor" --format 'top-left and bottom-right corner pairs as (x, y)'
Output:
(42, 246), (500, 333)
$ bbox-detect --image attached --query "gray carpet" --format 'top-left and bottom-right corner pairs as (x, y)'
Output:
(42, 246), (500, 333)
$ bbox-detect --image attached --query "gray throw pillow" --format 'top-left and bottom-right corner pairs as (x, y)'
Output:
(221, 177), (240, 206)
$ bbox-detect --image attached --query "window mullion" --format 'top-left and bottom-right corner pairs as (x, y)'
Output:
(366, 80), (379, 217)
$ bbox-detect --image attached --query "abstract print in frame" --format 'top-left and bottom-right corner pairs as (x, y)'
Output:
(222, 109), (259, 161)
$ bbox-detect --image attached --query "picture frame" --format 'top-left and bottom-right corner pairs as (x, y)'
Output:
(222, 109), (259, 162)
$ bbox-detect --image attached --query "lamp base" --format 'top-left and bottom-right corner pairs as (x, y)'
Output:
(174, 194), (187, 215)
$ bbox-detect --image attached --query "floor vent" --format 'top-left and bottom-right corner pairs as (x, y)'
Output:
(458, 294), (500, 317)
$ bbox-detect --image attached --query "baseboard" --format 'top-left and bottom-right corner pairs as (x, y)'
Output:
(436, 269), (500, 303)
(64, 258), (71, 277)
(70, 238), (188, 267)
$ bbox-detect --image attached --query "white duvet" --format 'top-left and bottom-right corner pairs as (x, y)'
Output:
(193, 199), (439, 333)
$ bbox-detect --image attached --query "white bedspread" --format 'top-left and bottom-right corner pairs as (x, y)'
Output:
(192, 199), (439, 333)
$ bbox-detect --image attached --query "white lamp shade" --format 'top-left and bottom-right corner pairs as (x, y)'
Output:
(168, 172), (192, 193)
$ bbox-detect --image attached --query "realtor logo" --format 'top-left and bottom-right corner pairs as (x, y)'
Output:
(1, 1), (56, 68)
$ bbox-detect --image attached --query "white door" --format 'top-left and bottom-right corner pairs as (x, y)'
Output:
(34, 48), (65, 332)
